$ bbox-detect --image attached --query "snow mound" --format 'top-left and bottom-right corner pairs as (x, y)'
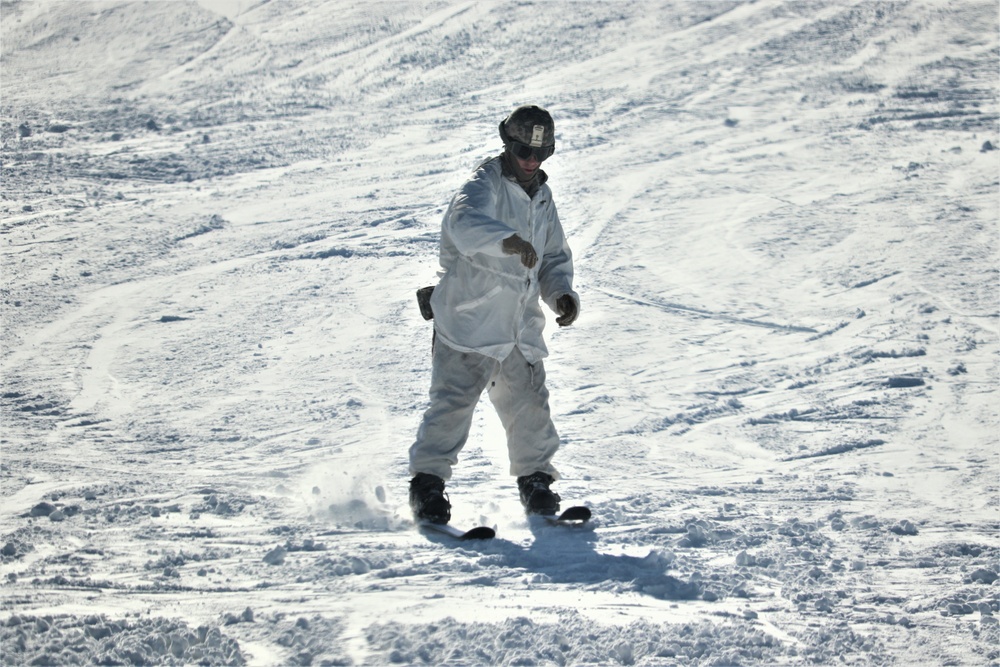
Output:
(365, 610), (882, 666)
(1, 614), (245, 666)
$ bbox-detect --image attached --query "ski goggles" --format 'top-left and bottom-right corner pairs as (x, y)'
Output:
(508, 140), (554, 162)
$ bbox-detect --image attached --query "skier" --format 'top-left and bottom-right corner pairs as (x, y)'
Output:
(409, 104), (580, 524)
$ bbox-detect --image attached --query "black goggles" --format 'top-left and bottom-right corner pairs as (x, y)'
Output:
(508, 141), (554, 162)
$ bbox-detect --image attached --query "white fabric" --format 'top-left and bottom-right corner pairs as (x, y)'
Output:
(429, 156), (578, 364)
(409, 341), (560, 481)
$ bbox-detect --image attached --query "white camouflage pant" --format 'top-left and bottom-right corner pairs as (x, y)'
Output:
(409, 339), (561, 481)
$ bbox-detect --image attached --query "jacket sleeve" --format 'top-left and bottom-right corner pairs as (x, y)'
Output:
(537, 199), (579, 313)
(443, 166), (517, 258)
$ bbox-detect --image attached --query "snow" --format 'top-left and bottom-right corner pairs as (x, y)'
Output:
(1, 0), (998, 665)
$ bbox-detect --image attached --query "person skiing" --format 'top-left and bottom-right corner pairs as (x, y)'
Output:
(409, 104), (580, 524)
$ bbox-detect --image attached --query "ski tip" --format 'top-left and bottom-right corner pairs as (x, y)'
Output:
(461, 526), (496, 540)
(544, 505), (591, 526)
(554, 506), (591, 523)
(419, 521), (496, 540)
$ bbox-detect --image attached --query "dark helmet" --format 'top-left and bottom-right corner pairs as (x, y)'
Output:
(499, 105), (555, 159)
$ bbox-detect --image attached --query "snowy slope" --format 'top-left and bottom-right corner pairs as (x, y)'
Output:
(2, 0), (998, 665)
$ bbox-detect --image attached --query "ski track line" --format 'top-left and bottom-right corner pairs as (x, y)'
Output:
(290, 1), (476, 83)
(156, 18), (242, 84)
(569, 156), (679, 265)
(595, 286), (819, 334)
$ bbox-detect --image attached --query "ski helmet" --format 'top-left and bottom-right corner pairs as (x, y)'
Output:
(499, 105), (555, 161)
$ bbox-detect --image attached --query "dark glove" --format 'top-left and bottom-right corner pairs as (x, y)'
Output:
(502, 234), (538, 269)
(556, 294), (579, 327)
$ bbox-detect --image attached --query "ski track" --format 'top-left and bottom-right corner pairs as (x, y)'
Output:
(2, 0), (998, 665)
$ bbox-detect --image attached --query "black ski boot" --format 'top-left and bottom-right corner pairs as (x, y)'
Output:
(409, 473), (451, 525)
(517, 472), (561, 516)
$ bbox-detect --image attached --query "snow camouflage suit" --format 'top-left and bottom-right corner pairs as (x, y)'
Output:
(409, 154), (579, 481)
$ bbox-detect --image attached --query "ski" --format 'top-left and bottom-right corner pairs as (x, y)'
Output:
(420, 521), (495, 540)
(541, 505), (592, 525)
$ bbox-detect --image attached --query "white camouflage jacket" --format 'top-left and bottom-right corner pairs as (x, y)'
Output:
(430, 155), (579, 364)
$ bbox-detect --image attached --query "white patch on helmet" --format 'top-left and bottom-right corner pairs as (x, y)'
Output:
(530, 125), (545, 147)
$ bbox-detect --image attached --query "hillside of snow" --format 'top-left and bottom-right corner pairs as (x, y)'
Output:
(2, 0), (998, 665)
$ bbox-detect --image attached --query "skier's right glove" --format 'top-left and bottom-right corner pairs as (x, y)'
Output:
(502, 234), (538, 269)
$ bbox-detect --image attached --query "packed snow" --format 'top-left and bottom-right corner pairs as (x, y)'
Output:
(2, 0), (998, 665)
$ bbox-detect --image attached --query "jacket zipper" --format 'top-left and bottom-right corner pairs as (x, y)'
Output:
(514, 198), (539, 350)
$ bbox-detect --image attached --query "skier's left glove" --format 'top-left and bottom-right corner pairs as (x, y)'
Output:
(556, 294), (579, 327)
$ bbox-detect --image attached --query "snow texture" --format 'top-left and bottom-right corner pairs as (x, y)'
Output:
(2, 0), (998, 665)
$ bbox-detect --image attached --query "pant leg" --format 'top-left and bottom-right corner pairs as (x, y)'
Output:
(409, 339), (497, 481)
(487, 346), (561, 479)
